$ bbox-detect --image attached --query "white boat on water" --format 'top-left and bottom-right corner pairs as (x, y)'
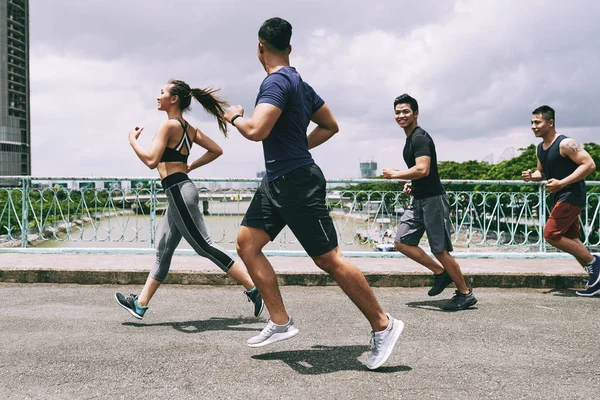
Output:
(373, 243), (397, 252)
(354, 222), (398, 252)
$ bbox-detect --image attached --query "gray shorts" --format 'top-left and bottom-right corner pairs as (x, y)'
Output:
(394, 193), (454, 254)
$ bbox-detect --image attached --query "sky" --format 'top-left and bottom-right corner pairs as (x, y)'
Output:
(30, 0), (600, 179)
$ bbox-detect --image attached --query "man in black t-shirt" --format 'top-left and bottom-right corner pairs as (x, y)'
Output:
(383, 94), (477, 311)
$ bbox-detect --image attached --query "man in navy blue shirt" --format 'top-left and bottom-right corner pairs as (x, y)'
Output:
(224, 17), (403, 370)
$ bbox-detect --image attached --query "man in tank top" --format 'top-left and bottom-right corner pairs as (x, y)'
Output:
(522, 105), (599, 296)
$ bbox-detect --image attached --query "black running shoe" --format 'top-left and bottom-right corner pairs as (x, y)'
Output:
(442, 289), (477, 311)
(115, 292), (148, 320)
(576, 280), (600, 297)
(428, 270), (453, 297)
(244, 287), (265, 317)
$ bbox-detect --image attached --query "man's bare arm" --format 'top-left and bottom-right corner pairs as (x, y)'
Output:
(224, 103), (282, 142)
(559, 138), (596, 185)
(307, 104), (339, 150)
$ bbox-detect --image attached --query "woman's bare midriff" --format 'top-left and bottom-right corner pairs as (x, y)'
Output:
(157, 161), (187, 180)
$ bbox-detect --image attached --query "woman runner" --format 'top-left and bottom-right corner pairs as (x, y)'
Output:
(115, 79), (264, 319)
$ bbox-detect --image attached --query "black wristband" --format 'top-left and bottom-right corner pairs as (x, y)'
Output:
(231, 114), (242, 126)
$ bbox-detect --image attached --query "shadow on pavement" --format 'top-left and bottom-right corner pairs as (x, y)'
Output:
(122, 316), (262, 334)
(252, 345), (412, 375)
(405, 299), (478, 312)
(543, 288), (583, 297)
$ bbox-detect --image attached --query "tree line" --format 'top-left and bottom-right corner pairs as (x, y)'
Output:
(346, 142), (600, 193)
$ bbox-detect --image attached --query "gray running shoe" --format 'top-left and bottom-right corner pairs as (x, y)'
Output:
(115, 293), (148, 320)
(366, 313), (404, 370)
(428, 270), (453, 296)
(244, 287), (265, 317)
(442, 289), (477, 311)
(247, 317), (299, 348)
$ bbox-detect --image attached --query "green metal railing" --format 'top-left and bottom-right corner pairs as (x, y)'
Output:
(0, 176), (598, 257)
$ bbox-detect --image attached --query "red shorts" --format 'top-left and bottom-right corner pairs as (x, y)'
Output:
(543, 202), (582, 241)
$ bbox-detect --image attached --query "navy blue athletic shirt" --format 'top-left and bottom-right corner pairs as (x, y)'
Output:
(255, 66), (324, 180)
(537, 134), (586, 207)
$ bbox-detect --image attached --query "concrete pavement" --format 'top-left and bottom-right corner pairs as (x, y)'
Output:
(0, 284), (598, 399)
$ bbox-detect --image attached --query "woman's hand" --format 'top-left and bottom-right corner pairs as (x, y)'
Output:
(128, 126), (144, 143)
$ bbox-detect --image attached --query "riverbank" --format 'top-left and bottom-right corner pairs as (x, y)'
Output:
(0, 210), (135, 248)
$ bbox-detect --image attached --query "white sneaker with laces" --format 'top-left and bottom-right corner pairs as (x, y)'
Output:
(366, 313), (404, 370)
(247, 317), (299, 348)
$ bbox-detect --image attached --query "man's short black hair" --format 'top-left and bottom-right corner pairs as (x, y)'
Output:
(394, 94), (418, 112)
(532, 105), (555, 124)
(258, 17), (292, 51)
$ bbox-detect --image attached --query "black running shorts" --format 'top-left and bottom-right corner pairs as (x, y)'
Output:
(241, 163), (338, 257)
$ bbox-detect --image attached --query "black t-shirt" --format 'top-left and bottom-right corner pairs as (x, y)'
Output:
(402, 126), (445, 199)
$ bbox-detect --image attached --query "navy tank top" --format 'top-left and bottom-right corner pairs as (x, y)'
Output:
(160, 117), (192, 163)
(537, 134), (586, 207)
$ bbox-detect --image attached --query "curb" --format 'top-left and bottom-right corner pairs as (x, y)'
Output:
(0, 269), (588, 289)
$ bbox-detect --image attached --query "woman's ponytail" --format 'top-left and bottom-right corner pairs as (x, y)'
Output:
(190, 87), (229, 137)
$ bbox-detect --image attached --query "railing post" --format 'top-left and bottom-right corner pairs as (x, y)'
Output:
(539, 183), (546, 253)
(149, 180), (157, 248)
(21, 177), (30, 248)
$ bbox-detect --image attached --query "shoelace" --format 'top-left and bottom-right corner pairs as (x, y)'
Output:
(260, 321), (277, 337)
(583, 265), (593, 288)
(244, 290), (257, 303)
(370, 331), (383, 355)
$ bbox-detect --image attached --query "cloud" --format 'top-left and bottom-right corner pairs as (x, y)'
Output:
(29, 0), (600, 178)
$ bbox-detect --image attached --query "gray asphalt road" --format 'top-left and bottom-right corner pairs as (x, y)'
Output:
(0, 284), (598, 399)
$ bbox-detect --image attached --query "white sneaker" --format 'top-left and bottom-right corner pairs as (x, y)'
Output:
(366, 314), (404, 370)
(247, 317), (299, 348)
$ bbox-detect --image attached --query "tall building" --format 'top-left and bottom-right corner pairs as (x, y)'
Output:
(360, 161), (377, 178)
(0, 0), (29, 176)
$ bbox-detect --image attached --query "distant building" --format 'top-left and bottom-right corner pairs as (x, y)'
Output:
(105, 181), (122, 191)
(206, 181), (219, 191)
(130, 179), (150, 190)
(0, 0), (30, 176)
(360, 161), (377, 178)
(78, 182), (96, 190)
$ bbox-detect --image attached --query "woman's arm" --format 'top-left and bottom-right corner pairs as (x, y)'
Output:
(129, 123), (170, 169)
(187, 127), (224, 172)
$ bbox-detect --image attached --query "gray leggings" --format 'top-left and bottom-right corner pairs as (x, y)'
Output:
(151, 179), (234, 282)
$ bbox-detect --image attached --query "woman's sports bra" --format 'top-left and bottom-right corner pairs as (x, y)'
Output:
(160, 117), (192, 163)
